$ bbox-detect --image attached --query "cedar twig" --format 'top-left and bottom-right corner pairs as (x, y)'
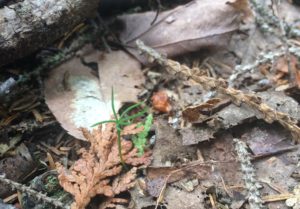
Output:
(136, 40), (300, 143)
(234, 139), (265, 209)
(0, 174), (66, 209)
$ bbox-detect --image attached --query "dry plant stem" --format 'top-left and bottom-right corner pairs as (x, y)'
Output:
(233, 139), (265, 209)
(0, 174), (66, 209)
(262, 193), (294, 202)
(136, 40), (300, 143)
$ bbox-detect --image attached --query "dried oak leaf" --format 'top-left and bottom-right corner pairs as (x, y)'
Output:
(56, 123), (152, 209)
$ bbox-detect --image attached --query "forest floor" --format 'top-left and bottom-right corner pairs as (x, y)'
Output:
(1, 0), (300, 209)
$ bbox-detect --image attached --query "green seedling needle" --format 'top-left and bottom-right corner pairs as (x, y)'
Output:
(92, 88), (148, 167)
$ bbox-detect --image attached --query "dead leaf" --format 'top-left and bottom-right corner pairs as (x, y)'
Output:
(151, 91), (172, 113)
(226, 0), (252, 18)
(180, 91), (300, 145)
(44, 48), (145, 140)
(200, 132), (243, 185)
(162, 186), (206, 209)
(116, 0), (250, 64)
(182, 98), (230, 123)
(180, 125), (215, 145)
(242, 126), (293, 156)
(94, 50), (145, 105)
(274, 55), (300, 87)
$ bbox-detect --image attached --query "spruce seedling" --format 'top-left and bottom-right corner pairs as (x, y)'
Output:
(92, 88), (149, 166)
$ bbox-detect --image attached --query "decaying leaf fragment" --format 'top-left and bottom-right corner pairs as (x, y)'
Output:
(56, 123), (152, 209)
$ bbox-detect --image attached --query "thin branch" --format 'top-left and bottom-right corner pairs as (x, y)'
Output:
(0, 174), (67, 209)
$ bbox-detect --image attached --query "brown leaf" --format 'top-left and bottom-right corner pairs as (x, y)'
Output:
(182, 98), (230, 123)
(151, 91), (172, 113)
(180, 126), (215, 145)
(56, 123), (152, 209)
(274, 55), (300, 88)
(44, 49), (145, 140)
(226, 0), (252, 18)
(117, 0), (250, 64)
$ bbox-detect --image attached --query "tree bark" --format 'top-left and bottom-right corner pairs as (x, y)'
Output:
(0, 0), (100, 67)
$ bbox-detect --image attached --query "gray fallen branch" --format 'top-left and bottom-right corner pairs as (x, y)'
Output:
(0, 0), (100, 67)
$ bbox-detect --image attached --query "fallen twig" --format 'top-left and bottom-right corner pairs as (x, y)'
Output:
(0, 174), (66, 209)
(251, 145), (299, 161)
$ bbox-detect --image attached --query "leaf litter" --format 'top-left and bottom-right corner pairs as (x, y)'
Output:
(2, 0), (300, 209)
(117, 0), (251, 64)
(44, 48), (145, 140)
